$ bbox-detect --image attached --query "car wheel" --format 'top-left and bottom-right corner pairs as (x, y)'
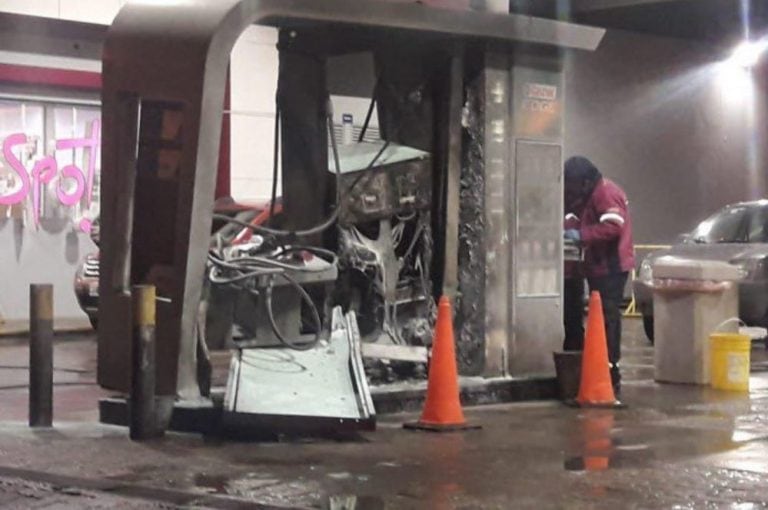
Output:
(642, 314), (654, 344)
(89, 316), (98, 331)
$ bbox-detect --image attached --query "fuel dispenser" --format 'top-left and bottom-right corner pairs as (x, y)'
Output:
(97, 0), (603, 433)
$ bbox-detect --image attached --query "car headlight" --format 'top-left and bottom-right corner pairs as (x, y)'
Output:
(638, 258), (653, 283)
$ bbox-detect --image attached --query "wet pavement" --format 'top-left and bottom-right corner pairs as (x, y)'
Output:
(0, 474), (172, 509)
(0, 323), (768, 508)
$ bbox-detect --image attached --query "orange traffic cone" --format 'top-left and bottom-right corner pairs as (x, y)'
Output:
(404, 296), (480, 431)
(575, 291), (623, 408)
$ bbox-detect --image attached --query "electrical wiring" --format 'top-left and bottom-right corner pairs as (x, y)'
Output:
(211, 211), (342, 241)
(262, 272), (323, 351)
(207, 245), (331, 351)
(211, 99), (344, 241)
(208, 86), (419, 351)
(401, 221), (425, 263)
(395, 211), (417, 222)
(208, 245), (337, 272)
(276, 245), (338, 264)
(344, 140), (390, 197)
(358, 80), (378, 143)
(208, 265), (281, 285)
(210, 268), (323, 351)
(214, 102), (396, 243)
(226, 255), (331, 273)
(391, 221), (405, 247)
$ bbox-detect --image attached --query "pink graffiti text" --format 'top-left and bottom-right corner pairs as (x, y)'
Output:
(0, 120), (100, 232)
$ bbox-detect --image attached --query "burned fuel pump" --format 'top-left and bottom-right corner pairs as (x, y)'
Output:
(96, 0), (603, 435)
(332, 140), (435, 382)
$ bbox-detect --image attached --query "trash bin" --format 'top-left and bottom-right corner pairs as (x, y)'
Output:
(651, 257), (743, 385)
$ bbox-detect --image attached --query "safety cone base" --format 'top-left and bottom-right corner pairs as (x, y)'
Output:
(403, 421), (482, 432)
(563, 398), (627, 409)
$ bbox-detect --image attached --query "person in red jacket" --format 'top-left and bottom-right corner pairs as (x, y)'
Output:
(563, 156), (634, 396)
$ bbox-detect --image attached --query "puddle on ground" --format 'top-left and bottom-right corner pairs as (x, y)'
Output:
(564, 456), (606, 472)
(564, 410), (658, 472)
(564, 440), (657, 472)
(615, 443), (650, 452)
(562, 406), (763, 473)
(563, 452), (641, 472)
(193, 473), (228, 494)
(104, 464), (162, 483)
(325, 495), (385, 510)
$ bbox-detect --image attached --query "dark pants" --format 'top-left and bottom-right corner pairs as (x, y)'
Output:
(563, 277), (585, 351)
(587, 272), (629, 392)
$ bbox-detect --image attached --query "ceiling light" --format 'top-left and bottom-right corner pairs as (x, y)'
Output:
(728, 39), (768, 68)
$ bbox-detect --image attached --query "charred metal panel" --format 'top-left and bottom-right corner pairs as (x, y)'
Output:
(456, 70), (487, 375)
(456, 53), (512, 376)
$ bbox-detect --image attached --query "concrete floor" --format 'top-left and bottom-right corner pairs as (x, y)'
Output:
(0, 322), (767, 508)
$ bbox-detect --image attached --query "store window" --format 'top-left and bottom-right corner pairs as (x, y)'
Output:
(0, 99), (100, 232)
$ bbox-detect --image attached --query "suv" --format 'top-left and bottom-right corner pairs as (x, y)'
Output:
(634, 200), (768, 342)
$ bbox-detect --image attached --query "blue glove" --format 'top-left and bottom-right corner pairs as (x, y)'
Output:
(564, 229), (581, 242)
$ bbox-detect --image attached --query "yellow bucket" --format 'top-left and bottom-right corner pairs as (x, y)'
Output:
(710, 332), (751, 392)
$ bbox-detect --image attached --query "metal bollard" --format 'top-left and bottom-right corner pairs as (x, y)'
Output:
(130, 285), (161, 440)
(29, 284), (53, 428)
